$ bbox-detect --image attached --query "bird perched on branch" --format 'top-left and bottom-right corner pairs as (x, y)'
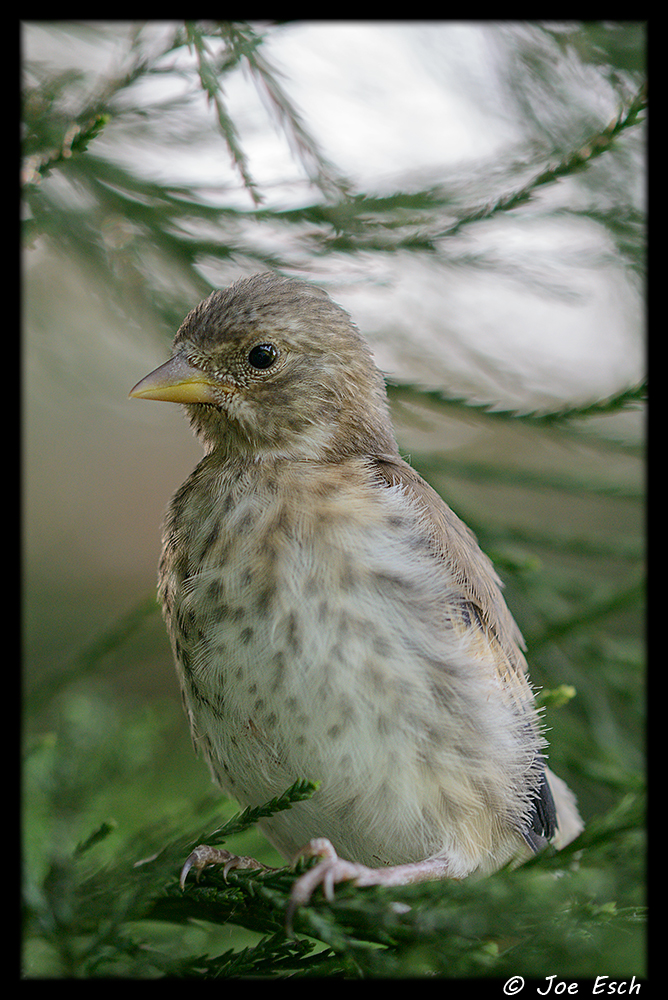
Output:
(130, 272), (582, 917)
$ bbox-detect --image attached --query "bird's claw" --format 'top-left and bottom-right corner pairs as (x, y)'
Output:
(179, 844), (267, 890)
(285, 838), (372, 932)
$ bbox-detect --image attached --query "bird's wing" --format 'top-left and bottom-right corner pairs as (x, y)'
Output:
(371, 455), (533, 709)
(372, 455), (557, 844)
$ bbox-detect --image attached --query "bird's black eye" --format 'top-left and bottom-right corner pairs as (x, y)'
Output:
(247, 343), (279, 370)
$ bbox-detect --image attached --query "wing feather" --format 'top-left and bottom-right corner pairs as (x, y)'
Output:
(371, 455), (534, 713)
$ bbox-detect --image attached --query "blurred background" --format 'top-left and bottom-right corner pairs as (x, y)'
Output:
(22, 21), (645, 977)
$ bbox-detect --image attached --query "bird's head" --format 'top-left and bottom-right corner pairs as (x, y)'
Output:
(130, 272), (398, 462)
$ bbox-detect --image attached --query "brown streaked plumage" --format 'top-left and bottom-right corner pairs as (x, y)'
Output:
(130, 272), (582, 918)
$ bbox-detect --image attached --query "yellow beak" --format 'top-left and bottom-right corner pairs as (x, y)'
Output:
(129, 355), (223, 405)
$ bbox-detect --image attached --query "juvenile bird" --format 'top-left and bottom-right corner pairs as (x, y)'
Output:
(130, 272), (582, 915)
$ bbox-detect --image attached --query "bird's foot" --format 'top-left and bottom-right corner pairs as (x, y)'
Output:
(286, 838), (454, 932)
(179, 844), (272, 889)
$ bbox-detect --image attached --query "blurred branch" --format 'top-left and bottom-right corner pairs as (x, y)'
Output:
(26, 593), (159, 714)
(389, 378), (646, 425)
(530, 381), (647, 423)
(185, 22), (264, 206)
(184, 21), (348, 205)
(445, 81), (647, 238)
(21, 22), (646, 326)
(182, 779), (320, 850)
(218, 22), (348, 198)
(122, 788), (646, 977)
(525, 576), (644, 651)
(21, 112), (110, 188)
